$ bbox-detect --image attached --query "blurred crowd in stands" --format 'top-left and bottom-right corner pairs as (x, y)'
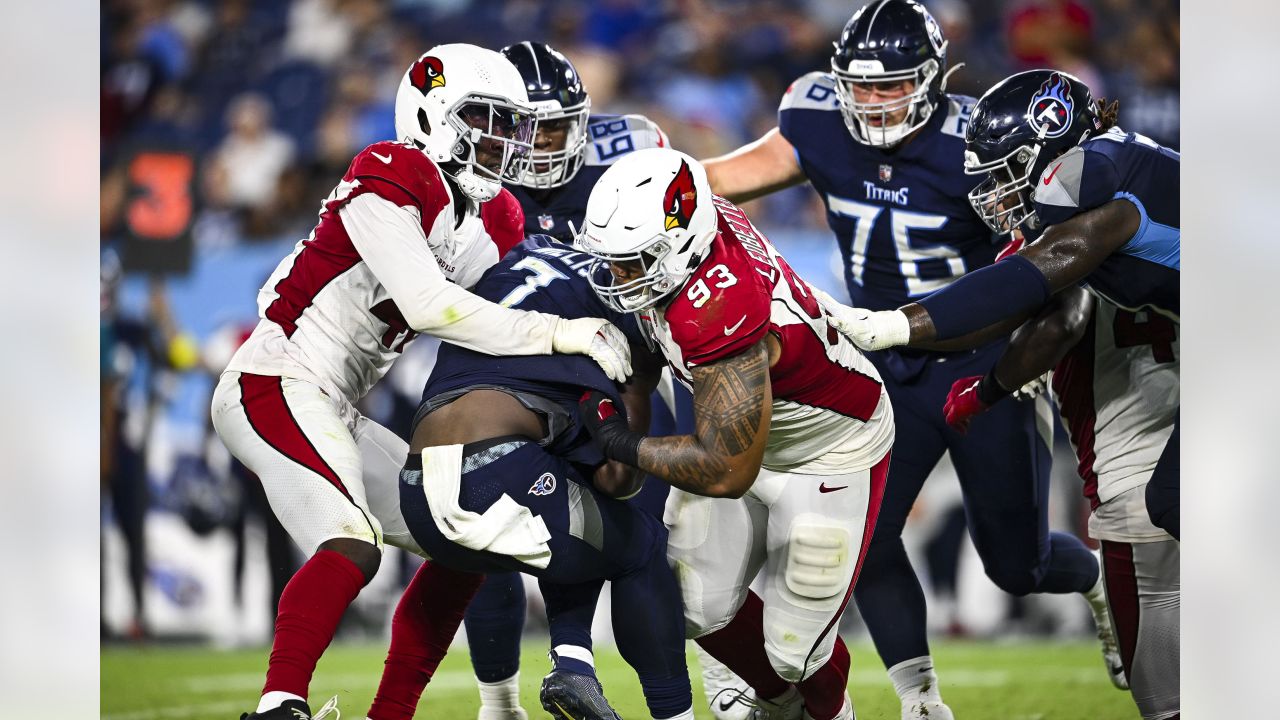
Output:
(100, 0), (1179, 643)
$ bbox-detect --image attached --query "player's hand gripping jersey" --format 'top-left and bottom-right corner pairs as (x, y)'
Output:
(649, 196), (894, 474)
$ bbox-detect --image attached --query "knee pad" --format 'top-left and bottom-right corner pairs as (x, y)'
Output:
(784, 520), (854, 601)
(672, 558), (742, 639)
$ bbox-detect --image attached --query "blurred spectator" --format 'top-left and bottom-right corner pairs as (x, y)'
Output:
(1106, 18), (1179, 147)
(283, 0), (355, 66)
(204, 93), (296, 212)
(1006, 0), (1107, 94)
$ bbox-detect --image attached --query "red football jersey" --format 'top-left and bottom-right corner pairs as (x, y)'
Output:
(649, 196), (894, 474)
(227, 140), (524, 411)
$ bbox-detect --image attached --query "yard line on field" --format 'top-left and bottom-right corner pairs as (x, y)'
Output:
(846, 668), (1107, 687)
(106, 671), (479, 720)
(182, 669), (476, 693)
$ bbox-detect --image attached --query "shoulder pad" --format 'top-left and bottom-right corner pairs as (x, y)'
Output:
(664, 235), (772, 366)
(348, 141), (451, 215)
(480, 188), (525, 258)
(779, 72), (840, 114)
(584, 114), (668, 166)
(938, 94), (977, 139)
(1033, 145), (1121, 226)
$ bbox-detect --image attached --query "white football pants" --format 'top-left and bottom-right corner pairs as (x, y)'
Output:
(664, 453), (889, 683)
(211, 371), (423, 557)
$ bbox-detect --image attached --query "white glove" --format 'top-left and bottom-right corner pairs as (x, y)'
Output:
(551, 317), (633, 382)
(807, 286), (911, 351)
(1012, 372), (1050, 401)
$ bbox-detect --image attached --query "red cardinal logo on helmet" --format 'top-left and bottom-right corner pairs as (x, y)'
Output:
(663, 159), (698, 232)
(409, 56), (446, 95)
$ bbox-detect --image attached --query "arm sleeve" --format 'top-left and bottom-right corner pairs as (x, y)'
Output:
(340, 193), (559, 356)
(916, 254), (1051, 341)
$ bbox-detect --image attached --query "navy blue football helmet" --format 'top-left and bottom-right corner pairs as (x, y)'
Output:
(831, 0), (950, 147)
(500, 41), (592, 188)
(964, 69), (1102, 233)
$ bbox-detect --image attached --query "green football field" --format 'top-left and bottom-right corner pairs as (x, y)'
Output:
(102, 638), (1139, 720)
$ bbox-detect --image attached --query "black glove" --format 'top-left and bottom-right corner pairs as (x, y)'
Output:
(578, 390), (643, 467)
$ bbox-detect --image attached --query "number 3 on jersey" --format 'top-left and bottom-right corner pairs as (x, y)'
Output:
(827, 194), (959, 296)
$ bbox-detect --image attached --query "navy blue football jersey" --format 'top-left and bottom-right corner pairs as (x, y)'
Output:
(505, 114), (667, 242)
(421, 236), (645, 462)
(779, 72), (997, 311)
(1031, 127), (1180, 320)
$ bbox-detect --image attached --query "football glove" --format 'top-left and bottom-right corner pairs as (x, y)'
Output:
(552, 317), (633, 382)
(578, 390), (643, 467)
(808, 287), (911, 352)
(943, 371), (1013, 434)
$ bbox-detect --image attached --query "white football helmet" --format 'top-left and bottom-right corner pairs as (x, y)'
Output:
(576, 148), (718, 313)
(394, 44), (537, 202)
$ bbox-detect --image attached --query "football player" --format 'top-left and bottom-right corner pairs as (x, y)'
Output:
(362, 236), (694, 720)
(210, 44), (633, 720)
(833, 69), (1181, 541)
(942, 286), (1180, 720)
(699, 2), (1115, 715)
(578, 148), (895, 720)
(446, 41), (700, 720)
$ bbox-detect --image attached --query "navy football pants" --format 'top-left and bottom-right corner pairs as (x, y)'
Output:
(461, 383), (692, 682)
(402, 438), (690, 717)
(853, 344), (1099, 668)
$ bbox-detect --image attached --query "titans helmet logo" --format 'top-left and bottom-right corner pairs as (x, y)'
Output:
(663, 159), (698, 232)
(1027, 73), (1074, 138)
(409, 56), (446, 95)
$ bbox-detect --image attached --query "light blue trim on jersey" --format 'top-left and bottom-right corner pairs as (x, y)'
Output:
(1114, 191), (1179, 270)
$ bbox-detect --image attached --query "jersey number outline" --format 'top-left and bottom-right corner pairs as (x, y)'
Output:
(827, 194), (961, 296)
(686, 264), (738, 308)
(499, 256), (571, 307)
(591, 119), (635, 162)
(1112, 309), (1177, 364)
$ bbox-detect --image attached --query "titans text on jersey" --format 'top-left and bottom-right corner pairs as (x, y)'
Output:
(779, 72), (996, 311)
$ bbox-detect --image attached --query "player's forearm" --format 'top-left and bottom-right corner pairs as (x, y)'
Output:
(992, 289), (1093, 390)
(702, 128), (804, 204)
(909, 254), (1050, 342)
(636, 434), (743, 498)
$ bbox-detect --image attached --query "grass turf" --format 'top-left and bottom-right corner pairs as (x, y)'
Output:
(102, 638), (1139, 720)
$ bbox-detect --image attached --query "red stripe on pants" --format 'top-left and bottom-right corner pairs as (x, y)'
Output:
(1101, 540), (1140, 677)
(803, 450), (892, 666)
(237, 373), (353, 501)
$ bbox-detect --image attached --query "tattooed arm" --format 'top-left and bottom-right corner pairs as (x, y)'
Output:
(635, 339), (773, 498)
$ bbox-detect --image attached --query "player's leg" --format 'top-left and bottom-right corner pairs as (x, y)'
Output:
(945, 372), (1123, 688)
(354, 417), (531, 718)
(667, 489), (794, 708)
(1146, 413), (1180, 540)
(366, 560), (486, 720)
(1102, 538), (1180, 719)
(849, 374), (952, 718)
(754, 455), (889, 720)
(465, 573), (528, 719)
(210, 372), (383, 718)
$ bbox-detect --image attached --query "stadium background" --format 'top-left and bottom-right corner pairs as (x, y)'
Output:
(100, 0), (1178, 717)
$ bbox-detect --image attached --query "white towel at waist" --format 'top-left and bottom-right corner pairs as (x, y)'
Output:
(419, 443), (552, 569)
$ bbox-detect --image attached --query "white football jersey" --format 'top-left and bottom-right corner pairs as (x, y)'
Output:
(650, 197), (894, 475)
(1051, 294), (1179, 540)
(226, 141), (525, 421)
